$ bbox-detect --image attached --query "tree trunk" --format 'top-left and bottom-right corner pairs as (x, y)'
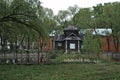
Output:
(113, 34), (119, 52)
(0, 32), (6, 61)
(14, 36), (18, 63)
(3, 37), (6, 60)
(106, 37), (110, 52)
(0, 34), (3, 58)
(38, 35), (43, 64)
(18, 35), (25, 48)
(27, 33), (30, 64)
(37, 47), (40, 64)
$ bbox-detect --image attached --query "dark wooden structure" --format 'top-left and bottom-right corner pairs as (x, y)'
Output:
(54, 26), (83, 53)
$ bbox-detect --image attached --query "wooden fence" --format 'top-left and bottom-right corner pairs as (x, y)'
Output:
(0, 52), (50, 64)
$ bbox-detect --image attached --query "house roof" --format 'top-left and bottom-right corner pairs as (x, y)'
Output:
(54, 34), (65, 41)
(92, 29), (112, 36)
(64, 33), (81, 40)
(80, 28), (112, 36)
(54, 33), (82, 41)
(64, 36), (81, 40)
(64, 25), (78, 31)
(49, 30), (56, 37)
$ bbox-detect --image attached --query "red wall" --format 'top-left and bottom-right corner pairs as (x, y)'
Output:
(101, 36), (120, 52)
(38, 37), (53, 52)
(46, 38), (53, 51)
(42, 38), (53, 52)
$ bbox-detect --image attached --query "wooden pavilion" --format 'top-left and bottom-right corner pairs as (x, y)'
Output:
(54, 26), (83, 53)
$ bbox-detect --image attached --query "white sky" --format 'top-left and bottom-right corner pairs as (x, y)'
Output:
(41, 0), (120, 15)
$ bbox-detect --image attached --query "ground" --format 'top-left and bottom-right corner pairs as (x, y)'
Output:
(0, 63), (120, 80)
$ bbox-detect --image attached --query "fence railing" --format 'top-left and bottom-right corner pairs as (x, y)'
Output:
(0, 52), (50, 64)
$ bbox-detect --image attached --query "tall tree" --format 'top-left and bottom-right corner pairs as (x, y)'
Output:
(82, 31), (102, 58)
(93, 2), (120, 52)
(73, 8), (92, 29)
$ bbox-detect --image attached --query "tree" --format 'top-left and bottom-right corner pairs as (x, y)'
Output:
(0, 0), (49, 64)
(103, 2), (120, 52)
(55, 10), (70, 30)
(82, 31), (103, 58)
(93, 2), (120, 52)
(68, 5), (80, 25)
(73, 8), (92, 29)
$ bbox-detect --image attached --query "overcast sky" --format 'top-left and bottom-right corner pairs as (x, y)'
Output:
(41, 0), (120, 15)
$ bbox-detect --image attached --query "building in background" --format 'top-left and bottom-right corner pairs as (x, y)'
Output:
(92, 28), (120, 52)
(45, 27), (120, 53)
(54, 26), (83, 53)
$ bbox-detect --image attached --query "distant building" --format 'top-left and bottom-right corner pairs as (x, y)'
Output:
(101, 35), (120, 52)
(45, 28), (120, 53)
(88, 28), (120, 52)
(54, 26), (83, 53)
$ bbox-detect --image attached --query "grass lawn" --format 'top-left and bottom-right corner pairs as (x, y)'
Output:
(0, 63), (120, 80)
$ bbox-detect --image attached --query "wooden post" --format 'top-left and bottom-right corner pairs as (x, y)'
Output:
(78, 40), (80, 52)
(65, 40), (68, 53)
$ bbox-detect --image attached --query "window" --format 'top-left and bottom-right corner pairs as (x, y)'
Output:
(58, 43), (62, 46)
(70, 43), (75, 49)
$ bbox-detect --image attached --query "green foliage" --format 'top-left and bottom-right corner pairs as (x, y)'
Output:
(73, 8), (92, 29)
(0, 0), (56, 54)
(82, 31), (103, 57)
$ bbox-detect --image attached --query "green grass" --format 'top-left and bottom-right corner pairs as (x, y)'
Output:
(0, 63), (120, 80)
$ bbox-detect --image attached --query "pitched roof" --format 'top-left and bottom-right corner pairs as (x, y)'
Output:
(63, 33), (81, 40)
(64, 25), (78, 31)
(64, 36), (81, 40)
(80, 28), (112, 36)
(54, 34), (65, 41)
(92, 29), (112, 36)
